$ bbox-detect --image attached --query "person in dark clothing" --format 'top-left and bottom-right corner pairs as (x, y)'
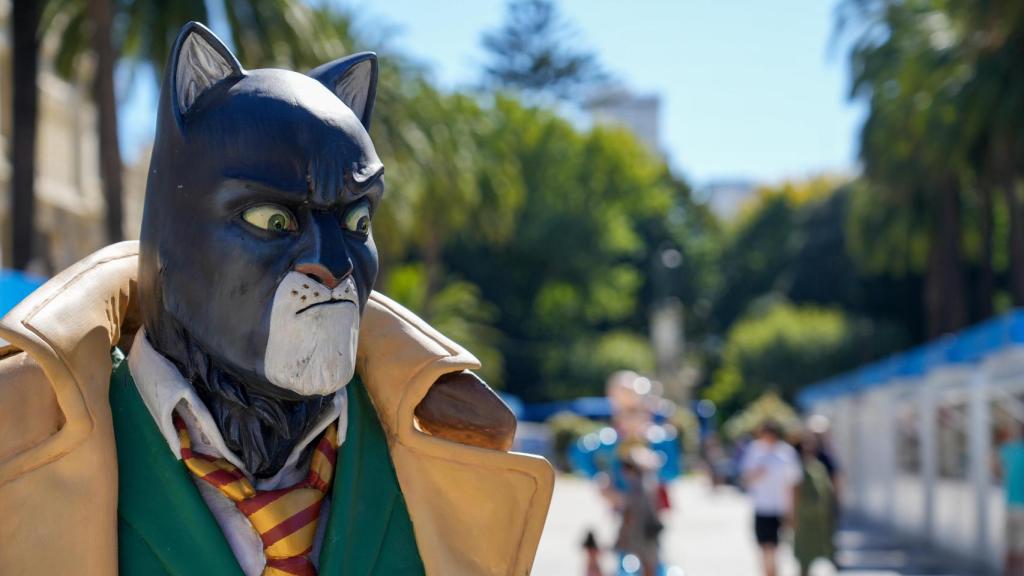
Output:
(615, 451), (663, 576)
(807, 414), (843, 553)
(792, 432), (836, 576)
(583, 531), (604, 576)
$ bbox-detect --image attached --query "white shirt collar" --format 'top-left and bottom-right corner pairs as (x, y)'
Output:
(128, 329), (347, 489)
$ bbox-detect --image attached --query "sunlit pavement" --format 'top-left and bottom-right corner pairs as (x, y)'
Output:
(833, 515), (990, 576)
(534, 475), (811, 576)
(533, 474), (990, 576)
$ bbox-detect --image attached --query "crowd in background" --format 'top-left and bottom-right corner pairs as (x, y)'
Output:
(566, 370), (849, 576)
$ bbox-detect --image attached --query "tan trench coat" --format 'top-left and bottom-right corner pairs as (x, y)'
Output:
(0, 241), (553, 576)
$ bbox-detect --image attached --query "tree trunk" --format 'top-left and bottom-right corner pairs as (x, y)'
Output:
(978, 181), (995, 319)
(89, 0), (124, 243)
(925, 231), (943, 339)
(10, 0), (41, 270)
(1005, 175), (1024, 305)
(925, 179), (967, 338)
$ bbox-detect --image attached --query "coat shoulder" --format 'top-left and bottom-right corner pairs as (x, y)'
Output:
(361, 293), (516, 450)
(363, 292), (478, 362)
(0, 348), (64, 463)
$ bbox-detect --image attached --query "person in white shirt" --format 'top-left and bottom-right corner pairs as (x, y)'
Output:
(741, 420), (802, 576)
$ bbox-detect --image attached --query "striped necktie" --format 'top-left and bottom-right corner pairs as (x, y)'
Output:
(175, 416), (338, 576)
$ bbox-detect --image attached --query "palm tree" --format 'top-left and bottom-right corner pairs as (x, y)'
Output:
(840, 0), (972, 336)
(9, 0), (43, 270)
(36, 0), (351, 246)
(89, 0), (124, 243)
(957, 1), (1024, 305)
(480, 0), (605, 103)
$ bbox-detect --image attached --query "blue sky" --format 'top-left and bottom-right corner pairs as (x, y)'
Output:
(121, 0), (865, 186)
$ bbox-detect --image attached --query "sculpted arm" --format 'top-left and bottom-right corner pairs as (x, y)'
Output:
(414, 371), (517, 452)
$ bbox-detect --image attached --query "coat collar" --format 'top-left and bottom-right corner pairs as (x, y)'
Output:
(127, 328), (348, 489)
(0, 241), (140, 485)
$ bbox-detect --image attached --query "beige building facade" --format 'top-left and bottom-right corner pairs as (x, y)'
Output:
(0, 0), (146, 274)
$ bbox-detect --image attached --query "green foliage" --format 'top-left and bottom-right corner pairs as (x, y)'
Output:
(633, 174), (722, 341)
(722, 392), (802, 441)
(385, 263), (504, 387)
(716, 177), (852, 328)
(41, 0), (976, 414)
(248, 7), (687, 402)
(705, 300), (905, 417)
(845, 179), (930, 277)
(714, 188), (799, 330)
(443, 99), (675, 401)
(544, 330), (655, 400)
(836, 0), (1024, 334)
(371, 0), (1024, 409)
(43, 0), (347, 81)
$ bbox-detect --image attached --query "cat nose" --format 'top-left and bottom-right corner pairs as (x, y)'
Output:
(294, 263), (344, 290)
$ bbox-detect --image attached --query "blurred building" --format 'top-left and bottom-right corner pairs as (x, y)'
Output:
(700, 179), (756, 221)
(0, 0), (147, 274)
(585, 87), (662, 157)
(585, 87), (758, 224)
(800, 311), (1024, 573)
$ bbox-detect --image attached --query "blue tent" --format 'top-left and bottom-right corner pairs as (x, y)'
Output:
(0, 270), (45, 317)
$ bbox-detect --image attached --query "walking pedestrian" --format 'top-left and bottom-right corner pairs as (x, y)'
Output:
(996, 423), (1024, 576)
(582, 531), (604, 576)
(807, 414), (842, 545)
(614, 450), (662, 576)
(741, 420), (801, 576)
(791, 431), (836, 576)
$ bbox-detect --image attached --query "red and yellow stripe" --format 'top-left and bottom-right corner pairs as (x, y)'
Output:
(175, 417), (339, 576)
(176, 418), (256, 501)
(308, 425), (337, 491)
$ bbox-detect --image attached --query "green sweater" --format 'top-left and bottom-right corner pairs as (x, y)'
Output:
(109, 357), (425, 575)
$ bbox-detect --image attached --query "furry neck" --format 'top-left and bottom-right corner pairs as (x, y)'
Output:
(152, 325), (334, 479)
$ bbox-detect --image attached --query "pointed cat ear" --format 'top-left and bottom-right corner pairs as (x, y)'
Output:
(308, 52), (378, 130)
(170, 22), (243, 120)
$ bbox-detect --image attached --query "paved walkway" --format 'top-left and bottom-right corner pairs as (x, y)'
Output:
(533, 475), (988, 576)
(834, 515), (991, 576)
(534, 475), (809, 576)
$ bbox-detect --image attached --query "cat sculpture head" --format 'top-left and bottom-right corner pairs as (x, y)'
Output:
(138, 21), (382, 476)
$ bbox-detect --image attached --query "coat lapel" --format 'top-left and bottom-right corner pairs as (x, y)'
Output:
(110, 359), (243, 576)
(318, 376), (424, 576)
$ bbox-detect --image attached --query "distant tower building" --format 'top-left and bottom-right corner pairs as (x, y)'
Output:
(585, 87), (662, 156)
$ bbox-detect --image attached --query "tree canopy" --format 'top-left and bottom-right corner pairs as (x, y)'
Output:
(21, 0), (1024, 417)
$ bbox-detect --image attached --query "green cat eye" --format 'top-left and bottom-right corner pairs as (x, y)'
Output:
(241, 204), (297, 233)
(342, 201), (371, 236)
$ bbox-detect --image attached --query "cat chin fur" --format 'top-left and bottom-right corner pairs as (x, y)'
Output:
(263, 272), (360, 396)
(141, 271), (360, 478)
(156, 327), (335, 479)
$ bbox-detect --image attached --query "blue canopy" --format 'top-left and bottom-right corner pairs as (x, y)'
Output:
(521, 396), (679, 423)
(0, 269), (44, 317)
(521, 397), (613, 422)
(799, 308), (1024, 408)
